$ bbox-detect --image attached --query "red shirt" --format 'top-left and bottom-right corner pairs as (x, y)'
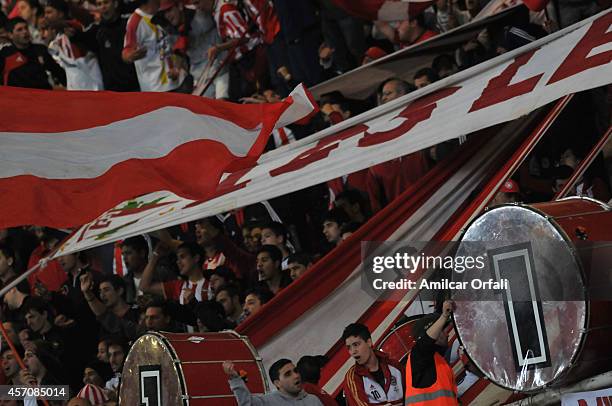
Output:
(366, 152), (430, 213)
(27, 245), (67, 293)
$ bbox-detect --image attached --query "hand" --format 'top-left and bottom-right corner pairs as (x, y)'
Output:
(207, 45), (218, 61)
(442, 300), (456, 318)
(153, 241), (170, 259)
(54, 314), (75, 328)
(19, 369), (38, 386)
(124, 46), (147, 62)
(182, 287), (195, 304)
(33, 282), (50, 300)
(318, 43), (334, 61)
(223, 361), (239, 378)
(80, 272), (94, 293)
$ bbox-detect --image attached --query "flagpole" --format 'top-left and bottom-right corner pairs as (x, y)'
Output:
(0, 262), (40, 298)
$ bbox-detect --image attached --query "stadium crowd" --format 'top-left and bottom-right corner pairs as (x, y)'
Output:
(0, 0), (610, 404)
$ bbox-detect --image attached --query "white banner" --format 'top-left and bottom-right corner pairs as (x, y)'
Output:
(55, 9), (612, 257)
(562, 388), (612, 406)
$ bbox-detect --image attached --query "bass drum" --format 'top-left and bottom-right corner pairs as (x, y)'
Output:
(377, 318), (421, 364)
(119, 331), (269, 405)
(453, 197), (612, 392)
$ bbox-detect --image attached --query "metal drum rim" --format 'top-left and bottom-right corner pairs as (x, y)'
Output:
(455, 197), (593, 392)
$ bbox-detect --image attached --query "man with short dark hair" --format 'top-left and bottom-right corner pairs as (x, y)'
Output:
(256, 245), (291, 294)
(215, 284), (243, 325)
(286, 253), (312, 281)
(342, 323), (404, 405)
(242, 287), (274, 319)
(105, 337), (128, 397)
(297, 356), (337, 405)
(335, 189), (369, 223)
(223, 358), (323, 405)
(81, 273), (140, 339)
(144, 298), (171, 331)
(261, 222), (292, 269)
(141, 242), (208, 304)
(413, 67), (439, 89)
(0, 244), (17, 288)
(322, 209), (349, 247)
(0, 17), (66, 88)
(120, 236), (149, 303)
(1, 346), (26, 384)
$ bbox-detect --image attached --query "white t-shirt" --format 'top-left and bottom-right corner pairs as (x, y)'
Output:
(124, 8), (185, 92)
(48, 33), (104, 90)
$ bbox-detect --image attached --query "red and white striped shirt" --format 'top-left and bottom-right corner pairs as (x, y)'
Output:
(213, 0), (261, 60)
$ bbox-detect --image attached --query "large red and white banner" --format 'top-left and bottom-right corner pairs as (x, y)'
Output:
(0, 84), (316, 228)
(54, 9), (612, 257)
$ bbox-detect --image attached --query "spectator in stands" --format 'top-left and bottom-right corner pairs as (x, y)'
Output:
(154, 0), (228, 98)
(0, 17), (66, 88)
(120, 236), (149, 304)
(96, 338), (109, 363)
(431, 53), (458, 79)
(319, 94), (352, 126)
(297, 355), (337, 406)
(13, 0), (42, 43)
(1, 346), (25, 385)
(105, 337), (128, 396)
(206, 266), (237, 297)
(242, 287), (273, 319)
(143, 298), (171, 331)
(261, 222), (292, 268)
(43, 0), (68, 24)
(378, 77), (414, 105)
(319, 0), (366, 73)
(22, 298), (64, 355)
(0, 244), (17, 288)
(194, 300), (233, 332)
(81, 273), (140, 340)
(335, 189), (369, 224)
(224, 358), (324, 405)
(3, 279), (31, 326)
(215, 284), (244, 325)
(21, 340), (64, 386)
(141, 242), (208, 304)
(361, 46), (387, 65)
(555, 147), (611, 201)
(78, 0), (140, 91)
(341, 323), (404, 405)
(122, 0), (190, 92)
(256, 245), (291, 294)
(491, 179), (521, 205)
(340, 222), (361, 242)
(375, 13), (437, 49)
(405, 301), (458, 405)
(1, 321), (20, 348)
(82, 359), (113, 388)
(413, 67), (439, 89)
(287, 252), (313, 281)
(322, 208), (349, 247)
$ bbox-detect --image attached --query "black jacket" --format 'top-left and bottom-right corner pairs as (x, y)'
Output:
(0, 42), (66, 88)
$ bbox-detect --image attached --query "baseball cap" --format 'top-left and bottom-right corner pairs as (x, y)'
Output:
(500, 179), (520, 194)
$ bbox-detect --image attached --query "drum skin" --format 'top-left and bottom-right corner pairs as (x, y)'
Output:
(119, 331), (268, 405)
(378, 319), (420, 364)
(453, 197), (612, 393)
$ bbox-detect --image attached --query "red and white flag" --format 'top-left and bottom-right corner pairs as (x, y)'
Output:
(332, 0), (434, 21)
(0, 84), (316, 228)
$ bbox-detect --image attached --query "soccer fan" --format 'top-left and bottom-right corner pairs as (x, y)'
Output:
(286, 252), (312, 281)
(224, 358), (324, 405)
(141, 242), (208, 304)
(260, 222), (292, 268)
(342, 323), (404, 405)
(122, 0), (189, 92)
(215, 284), (244, 325)
(404, 301), (458, 405)
(322, 209), (349, 247)
(256, 245), (291, 294)
(242, 287), (273, 319)
(0, 17), (66, 88)
(297, 355), (338, 406)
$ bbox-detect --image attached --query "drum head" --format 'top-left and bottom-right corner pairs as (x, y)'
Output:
(453, 205), (587, 392)
(119, 333), (186, 405)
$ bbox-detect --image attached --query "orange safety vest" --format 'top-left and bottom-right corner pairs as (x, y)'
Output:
(405, 352), (458, 405)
